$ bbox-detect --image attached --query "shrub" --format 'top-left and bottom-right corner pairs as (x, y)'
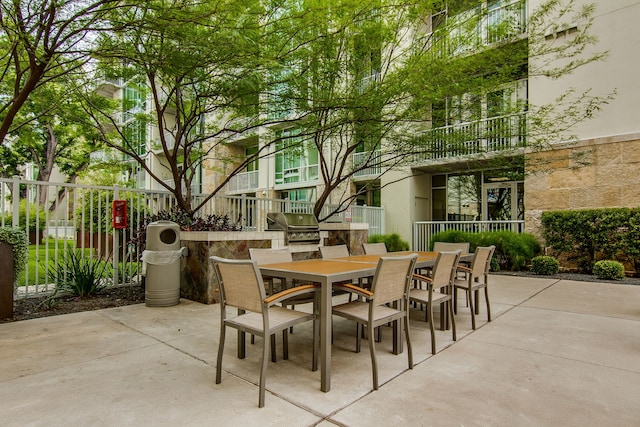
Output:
(131, 207), (242, 255)
(48, 248), (112, 297)
(0, 227), (28, 279)
(368, 233), (409, 252)
(541, 208), (640, 274)
(592, 260), (625, 280)
(530, 256), (560, 275)
(2, 200), (46, 234)
(430, 230), (541, 271)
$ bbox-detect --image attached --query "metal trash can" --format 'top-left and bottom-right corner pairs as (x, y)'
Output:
(142, 220), (183, 307)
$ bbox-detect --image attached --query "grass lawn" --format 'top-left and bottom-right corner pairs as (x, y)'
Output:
(17, 239), (139, 289)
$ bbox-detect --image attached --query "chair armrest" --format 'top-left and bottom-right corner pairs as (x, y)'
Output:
(265, 284), (319, 305)
(456, 266), (472, 273)
(333, 283), (374, 299)
(412, 273), (433, 283)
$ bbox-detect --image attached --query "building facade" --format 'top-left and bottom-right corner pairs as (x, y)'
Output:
(200, 0), (639, 246)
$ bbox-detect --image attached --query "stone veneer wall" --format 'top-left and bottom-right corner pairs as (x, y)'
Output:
(179, 224), (369, 304)
(524, 133), (640, 240)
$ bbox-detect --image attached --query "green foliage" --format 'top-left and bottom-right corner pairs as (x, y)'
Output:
(0, 227), (28, 279)
(2, 200), (46, 233)
(431, 230), (541, 271)
(541, 208), (640, 274)
(132, 207), (242, 254)
(48, 248), (111, 298)
(592, 260), (625, 281)
(530, 256), (560, 275)
(368, 233), (409, 252)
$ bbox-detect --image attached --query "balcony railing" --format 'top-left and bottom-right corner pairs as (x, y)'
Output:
(275, 164), (319, 186)
(427, 0), (527, 56)
(352, 150), (382, 178)
(413, 112), (526, 163)
(226, 170), (259, 194)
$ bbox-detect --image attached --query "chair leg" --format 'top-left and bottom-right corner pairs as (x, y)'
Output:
(259, 331), (269, 408)
(368, 321), (378, 390)
(404, 314), (413, 370)
(485, 286), (491, 322)
(355, 323), (362, 353)
(216, 324), (226, 384)
(449, 298), (457, 342)
(474, 289), (480, 314)
(428, 299), (436, 355)
(271, 334), (277, 362)
(453, 287), (458, 314)
(283, 330), (289, 360)
(468, 287), (476, 330)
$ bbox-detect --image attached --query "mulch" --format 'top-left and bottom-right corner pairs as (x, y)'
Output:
(1, 285), (145, 323)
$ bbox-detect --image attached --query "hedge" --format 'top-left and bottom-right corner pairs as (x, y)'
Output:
(541, 208), (640, 274)
(430, 230), (541, 271)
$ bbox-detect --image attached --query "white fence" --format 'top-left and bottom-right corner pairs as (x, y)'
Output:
(1, 176), (384, 298)
(413, 220), (525, 251)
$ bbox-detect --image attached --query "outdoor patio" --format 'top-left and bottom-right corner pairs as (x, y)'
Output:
(0, 274), (638, 426)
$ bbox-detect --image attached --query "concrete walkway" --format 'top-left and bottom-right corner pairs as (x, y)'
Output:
(1, 275), (639, 426)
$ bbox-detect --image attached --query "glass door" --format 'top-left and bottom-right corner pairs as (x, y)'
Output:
(483, 182), (516, 220)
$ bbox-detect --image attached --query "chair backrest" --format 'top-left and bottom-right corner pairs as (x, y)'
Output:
(430, 250), (462, 291)
(249, 247), (292, 265)
(433, 241), (470, 253)
(470, 245), (496, 278)
(363, 242), (388, 255)
(211, 257), (265, 313)
(320, 245), (350, 259)
(369, 254), (418, 306)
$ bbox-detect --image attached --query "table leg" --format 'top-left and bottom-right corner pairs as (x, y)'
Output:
(320, 278), (331, 392)
(237, 309), (246, 359)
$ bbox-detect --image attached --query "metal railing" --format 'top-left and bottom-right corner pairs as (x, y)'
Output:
(352, 150), (382, 178)
(1, 177), (384, 298)
(413, 220), (525, 251)
(225, 170), (259, 194)
(413, 112), (526, 163)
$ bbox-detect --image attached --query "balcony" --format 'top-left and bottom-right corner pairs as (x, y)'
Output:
(225, 170), (259, 194)
(352, 150), (382, 178)
(413, 112), (526, 163)
(427, 0), (527, 56)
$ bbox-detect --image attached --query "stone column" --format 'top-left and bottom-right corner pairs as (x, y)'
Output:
(0, 242), (14, 319)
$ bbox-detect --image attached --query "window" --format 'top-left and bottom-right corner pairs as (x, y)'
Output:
(122, 81), (147, 156)
(274, 128), (319, 185)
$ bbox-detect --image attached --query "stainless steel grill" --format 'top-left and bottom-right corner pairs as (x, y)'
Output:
(266, 213), (320, 245)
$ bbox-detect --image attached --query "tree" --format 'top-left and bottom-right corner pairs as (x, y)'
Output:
(84, 0), (610, 222)
(86, 0), (288, 216)
(270, 0), (612, 220)
(0, 0), (123, 146)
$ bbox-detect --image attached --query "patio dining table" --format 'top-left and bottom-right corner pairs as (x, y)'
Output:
(258, 251), (462, 392)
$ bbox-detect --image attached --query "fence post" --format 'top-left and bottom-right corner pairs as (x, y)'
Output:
(113, 186), (119, 287)
(12, 176), (20, 228)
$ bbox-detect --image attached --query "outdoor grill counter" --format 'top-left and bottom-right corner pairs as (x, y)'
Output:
(141, 220), (187, 307)
(266, 212), (321, 245)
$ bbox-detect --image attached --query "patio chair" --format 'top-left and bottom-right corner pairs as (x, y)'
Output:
(410, 250), (461, 355)
(319, 244), (350, 259)
(362, 242), (388, 255)
(249, 248), (291, 295)
(211, 256), (319, 408)
(453, 245), (496, 330)
(331, 254), (418, 390)
(430, 241), (471, 277)
(249, 247), (315, 340)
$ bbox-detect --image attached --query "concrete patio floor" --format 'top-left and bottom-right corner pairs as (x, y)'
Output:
(1, 275), (639, 426)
